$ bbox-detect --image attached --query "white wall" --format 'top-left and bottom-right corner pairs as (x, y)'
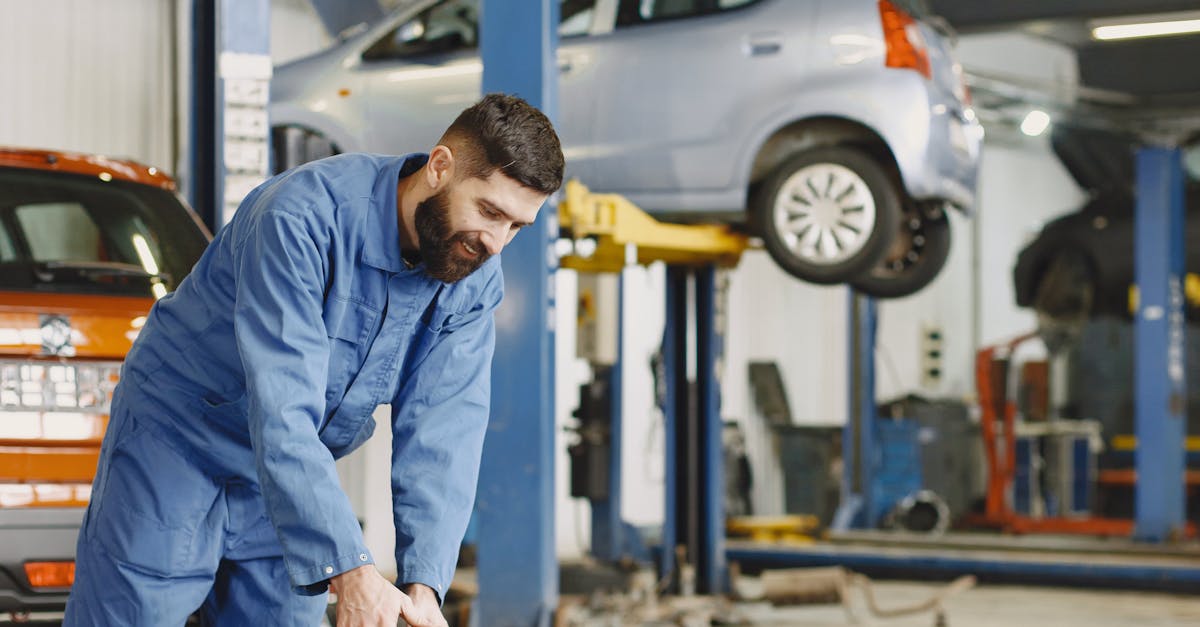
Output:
(973, 140), (1085, 344)
(0, 0), (175, 169)
(0, 0), (329, 174)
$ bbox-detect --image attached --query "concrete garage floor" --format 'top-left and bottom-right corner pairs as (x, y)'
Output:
(3, 582), (1197, 625)
(740, 581), (1200, 627)
(548, 573), (1200, 626)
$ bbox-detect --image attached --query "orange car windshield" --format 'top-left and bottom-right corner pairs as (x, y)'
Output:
(0, 168), (208, 297)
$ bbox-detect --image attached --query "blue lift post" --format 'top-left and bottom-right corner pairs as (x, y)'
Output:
(833, 291), (878, 530)
(189, 0), (271, 230)
(474, 1), (560, 625)
(695, 265), (728, 593)
(1134, 146), (1188, 542)
(660, 265), (727, 593)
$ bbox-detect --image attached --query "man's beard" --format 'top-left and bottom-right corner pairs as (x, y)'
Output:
(414, 189), (491, 283)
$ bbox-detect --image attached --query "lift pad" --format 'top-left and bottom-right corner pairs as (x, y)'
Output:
(558, 180), (749, 272)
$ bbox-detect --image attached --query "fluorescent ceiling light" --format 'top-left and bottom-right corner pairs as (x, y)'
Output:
(1021, 110), (1051, 137)
(1093, 17), (1200, 41)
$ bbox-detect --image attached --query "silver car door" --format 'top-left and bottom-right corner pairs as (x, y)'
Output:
(582, 0), (816, 211)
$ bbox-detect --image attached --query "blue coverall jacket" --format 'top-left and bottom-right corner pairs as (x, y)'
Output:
(72, 153), (501, 615)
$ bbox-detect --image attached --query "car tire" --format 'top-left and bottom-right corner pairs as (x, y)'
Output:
(851, 203), (951, 298)
(752, 147), (900, 284)
(271, 125), (341, 174)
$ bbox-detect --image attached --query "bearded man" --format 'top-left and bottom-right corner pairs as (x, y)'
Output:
(63, 94), (564, 627)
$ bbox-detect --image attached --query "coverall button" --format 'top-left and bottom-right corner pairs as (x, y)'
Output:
(325, 566), (334, 574)
(359, 553), (368, 561)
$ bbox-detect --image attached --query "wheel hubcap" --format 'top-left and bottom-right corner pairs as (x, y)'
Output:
(773, 163), (876, 265)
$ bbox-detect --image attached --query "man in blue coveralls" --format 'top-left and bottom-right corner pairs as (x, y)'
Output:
(63, 94), (564, 626)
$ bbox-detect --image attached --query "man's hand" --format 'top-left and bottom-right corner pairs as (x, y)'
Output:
(331, 565), (411, 627)
(400, 583), (448, 627)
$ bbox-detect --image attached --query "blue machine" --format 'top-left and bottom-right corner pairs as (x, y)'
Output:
(872, 419), (924, 522)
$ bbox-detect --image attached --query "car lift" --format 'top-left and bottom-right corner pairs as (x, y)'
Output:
(559, 181), (748, 596)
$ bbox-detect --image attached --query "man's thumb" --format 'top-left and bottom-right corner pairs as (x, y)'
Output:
(397, 590), (419, 622)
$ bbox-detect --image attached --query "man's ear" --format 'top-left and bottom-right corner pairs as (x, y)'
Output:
(426, 144), (455, 190)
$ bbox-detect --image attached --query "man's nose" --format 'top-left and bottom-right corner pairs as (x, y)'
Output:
(481, 225), (507, 255)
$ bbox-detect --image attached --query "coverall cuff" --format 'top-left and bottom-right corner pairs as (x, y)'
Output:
(396, 562), (445, 606)
(290, 548), (375, 594)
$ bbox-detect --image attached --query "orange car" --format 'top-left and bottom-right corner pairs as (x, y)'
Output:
(0, 148), (210, 615)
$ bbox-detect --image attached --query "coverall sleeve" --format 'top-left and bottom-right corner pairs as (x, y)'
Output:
(390, 270), (503, 603)
(232, 209), (372, 591)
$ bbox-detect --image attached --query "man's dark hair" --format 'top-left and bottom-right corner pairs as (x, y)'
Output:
(441, 93), (565, 195)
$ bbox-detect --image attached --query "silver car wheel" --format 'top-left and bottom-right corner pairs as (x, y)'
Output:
(772, 163), (877, 266)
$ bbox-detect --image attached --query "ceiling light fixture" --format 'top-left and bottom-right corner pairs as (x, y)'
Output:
(1020, 110), (1051, 137)
(1092, 17), (1200, 41)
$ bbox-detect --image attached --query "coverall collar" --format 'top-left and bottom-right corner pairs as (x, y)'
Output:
(362, 152), (429, 273)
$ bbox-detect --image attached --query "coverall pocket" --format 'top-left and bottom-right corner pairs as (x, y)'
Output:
(323, 297), (379, 405)
(323, 296), (379, 345)
(199, 390), (246, 415)
(89, 420), (222, 578)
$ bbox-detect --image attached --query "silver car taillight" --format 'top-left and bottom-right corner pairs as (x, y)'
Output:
(0, 359), (121, 414)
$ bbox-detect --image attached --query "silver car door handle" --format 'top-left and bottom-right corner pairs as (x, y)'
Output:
(746, 33), (782, 56)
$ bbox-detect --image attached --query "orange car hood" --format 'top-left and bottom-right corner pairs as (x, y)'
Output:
(0, 292), (154, 360)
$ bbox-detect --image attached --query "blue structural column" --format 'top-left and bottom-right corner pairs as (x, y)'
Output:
(834, 291), (877, 530)
(475, 2), (559, 625)
(695, 266), (727, 593)
(1134, 146), (1188, 542)
(189, 0), (271, 230)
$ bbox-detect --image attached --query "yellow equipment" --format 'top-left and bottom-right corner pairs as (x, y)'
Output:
(558, 180), (750, 272)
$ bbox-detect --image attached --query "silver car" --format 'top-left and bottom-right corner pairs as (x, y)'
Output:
(271, 0), (982, 297)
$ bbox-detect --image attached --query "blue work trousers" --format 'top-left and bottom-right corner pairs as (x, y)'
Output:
(63, 399), (328, 626)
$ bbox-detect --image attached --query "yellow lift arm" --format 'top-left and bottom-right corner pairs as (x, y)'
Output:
(558, 180), (750, 272)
